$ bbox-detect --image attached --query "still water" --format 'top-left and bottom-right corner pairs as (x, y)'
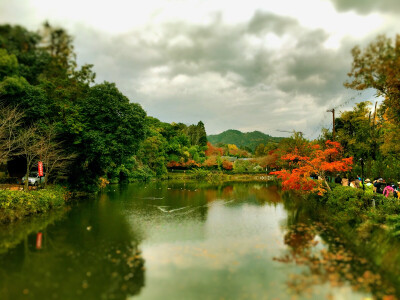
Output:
(0, 182), (392, 299)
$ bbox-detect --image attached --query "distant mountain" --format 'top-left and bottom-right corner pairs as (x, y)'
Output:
(207, 129), (284, 151)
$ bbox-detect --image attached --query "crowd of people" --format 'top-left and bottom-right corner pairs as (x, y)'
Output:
(334, 174), (400, 198)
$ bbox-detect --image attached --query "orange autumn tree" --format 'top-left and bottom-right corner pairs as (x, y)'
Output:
(205, 142), (224, 157)
(222, 159), (233, 170)
(271, 140), (353, 195)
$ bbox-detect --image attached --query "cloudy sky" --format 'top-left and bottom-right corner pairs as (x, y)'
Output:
(0, 0), (399, 137)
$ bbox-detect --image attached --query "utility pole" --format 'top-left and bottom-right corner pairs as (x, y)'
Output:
(326, 108), (335, 141)
(372, 101), (377, 128)
(359, 158), (365, 191)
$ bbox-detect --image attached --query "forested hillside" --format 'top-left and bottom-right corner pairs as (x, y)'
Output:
(208, 129), (283, 151)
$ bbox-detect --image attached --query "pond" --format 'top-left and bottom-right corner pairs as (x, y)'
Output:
(0, 181), (396, 299)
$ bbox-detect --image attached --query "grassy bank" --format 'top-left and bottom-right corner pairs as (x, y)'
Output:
(0, 186), (69, 223)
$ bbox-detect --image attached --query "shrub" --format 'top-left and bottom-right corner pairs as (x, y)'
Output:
(253, 165), (263, 172)
(190, 169), (211, 180)
(233, 160), (252, 173)
(131, 165), (154, 181)
(190, 169), (225, 182)
(0, 186), (66, 223)
(323, 186), (383, 226)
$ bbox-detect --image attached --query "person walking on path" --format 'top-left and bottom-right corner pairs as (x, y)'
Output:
(374, 178), (386, 194)
(349, 178), (357, 188)
(355, 177), (362, 189)
(395, 182), (400, 199)
(383, 184), (395, 198)
(364, 179), (374, 195)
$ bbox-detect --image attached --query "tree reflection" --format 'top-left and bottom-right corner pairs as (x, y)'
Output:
(0, 196), (145, 300)
(205, 182), (283, 205)
(275, 221), (398, 299)
(0, 207), (68, 255)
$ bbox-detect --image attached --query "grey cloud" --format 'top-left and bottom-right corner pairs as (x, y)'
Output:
(76, 11), (340, 92)
(75, 17), (279, 88)
(247, 11), (299, 35)
(70, 10), (361, 135)
(330, 0), (400, 14)
(281, 47), (349, 100)
(276, 31), (360, 106)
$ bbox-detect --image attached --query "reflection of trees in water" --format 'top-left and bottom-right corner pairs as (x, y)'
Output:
(0, 197), (145, 300)
(251, 184), (281, 204)
(275, 221), (398, 299)
(201, 182), (282, 205)
(0, 207), (68, 255)
(110, 182), (210, 222)
(222, 185), (233, 196)
(119, 181), (283, 210)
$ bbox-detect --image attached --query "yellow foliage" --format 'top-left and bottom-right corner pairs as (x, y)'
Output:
(99, 177), (109, 188)
(228, 144), (238, 151)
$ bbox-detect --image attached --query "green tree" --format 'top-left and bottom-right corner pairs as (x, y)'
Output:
(0, 24), (50, 84)
(137, 135), (168, 176)
(345, 35), (400, 125)
(0, 76), (50, 125)
(255, 143), (265, 157)
(197, 121), (207, 147)
(0, 49), (18, 79)
(335, 102), (378, 160)
(69, 82), (147, 189)
(344, 35), (400, 160)
(187, 121), (207, 146)
(39, 22), (76, 79)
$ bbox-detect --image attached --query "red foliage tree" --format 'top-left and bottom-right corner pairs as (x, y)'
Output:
(205, 142), (223, 157)
(183, 160), (200, 168)
(222, 160), (233, 170)
(167, 160), (200, 169)
(271, 140), (353, 195)
(167, 161), (180, 168)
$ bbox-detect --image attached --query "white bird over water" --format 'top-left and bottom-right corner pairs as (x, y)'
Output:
(156, 206), (189, 213)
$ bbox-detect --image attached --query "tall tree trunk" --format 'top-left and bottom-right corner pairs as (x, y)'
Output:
(24, 168), (29, 191)
(324, 178), (332, 191)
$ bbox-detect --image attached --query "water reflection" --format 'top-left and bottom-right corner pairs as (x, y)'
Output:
(1, 181), (399, 299)
(278, 197), (400, 299)
(0, 207), (67, 255)
(0, 196), (145, 300)
(129, 182), (288, 300)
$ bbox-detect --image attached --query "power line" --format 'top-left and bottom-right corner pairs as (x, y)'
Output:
(305, 90), (368, 139)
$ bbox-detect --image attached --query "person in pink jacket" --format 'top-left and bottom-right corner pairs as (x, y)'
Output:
(383, 185), (394, 198)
